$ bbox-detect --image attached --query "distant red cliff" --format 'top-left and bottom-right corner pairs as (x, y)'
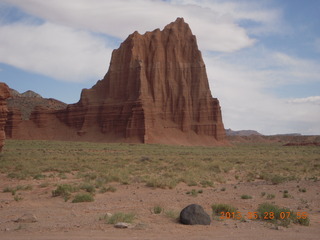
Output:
(0, 82), (10, 151)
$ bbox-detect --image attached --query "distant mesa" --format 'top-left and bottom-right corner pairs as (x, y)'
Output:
(225, 128), (262, 136)
(4, 18), (227, 146)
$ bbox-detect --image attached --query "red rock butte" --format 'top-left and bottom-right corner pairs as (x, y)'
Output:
(0, 82), (10, 151)
(5, 18), (227, 146)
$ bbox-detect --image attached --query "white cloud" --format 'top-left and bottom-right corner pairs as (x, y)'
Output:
(287, 96), (320, 105)
(204, 50), (320, 135)
(171, 0), (286, 35)
(0, 21), (113, 82)
(3, 0), (259, 52)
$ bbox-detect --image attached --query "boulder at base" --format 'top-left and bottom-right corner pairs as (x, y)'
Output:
(180, 204), (211, 225)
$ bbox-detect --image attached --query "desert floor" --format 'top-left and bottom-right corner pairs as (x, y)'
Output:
(1, 176), (319, 240)
(0, 140), (319, 239)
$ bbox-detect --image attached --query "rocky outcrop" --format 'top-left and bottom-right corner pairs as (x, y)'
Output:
(0, 83), (10, 151)
(5, 18), (227, 145)
(7, 88), (66, 120)
(4, 108), (22, 139)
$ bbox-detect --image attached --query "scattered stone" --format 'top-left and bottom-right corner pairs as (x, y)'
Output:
(180, 204), (211, 225)
(114, 222), (131, 229)
(14, 213), (38, 223)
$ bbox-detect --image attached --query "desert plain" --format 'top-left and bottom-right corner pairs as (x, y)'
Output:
(0, 139), (319, 240)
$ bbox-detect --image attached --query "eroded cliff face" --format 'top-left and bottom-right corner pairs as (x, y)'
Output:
(58, 18), (226, 145)
(0, 83), (10, 151)
(6, 18), (227, 145)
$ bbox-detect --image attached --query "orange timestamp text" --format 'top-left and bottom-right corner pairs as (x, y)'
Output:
(219, 211), (308, 220)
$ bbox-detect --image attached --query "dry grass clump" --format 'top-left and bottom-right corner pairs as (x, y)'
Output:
(72, 193), (94, 203)
(103, 212), (135, 224)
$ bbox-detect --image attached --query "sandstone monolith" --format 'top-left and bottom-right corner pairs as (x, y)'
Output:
(6, 18), (227, 146)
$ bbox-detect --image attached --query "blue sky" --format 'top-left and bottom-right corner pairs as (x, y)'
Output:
(0, 0), (319, 135)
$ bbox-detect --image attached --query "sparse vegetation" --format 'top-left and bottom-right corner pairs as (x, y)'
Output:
(212, 203), (238, 216)
(39, 182), (50, 188)
(100, 186), (117, 193)
(1, 140), (319, 189)
(256, 202), (310, 227)
(3, 185), (32, 196)
(186, 189), (203, 197)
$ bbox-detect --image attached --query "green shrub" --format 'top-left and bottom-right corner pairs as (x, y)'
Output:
(241, 194), (252, 199)
(153, 205), (163, 214)
(106, 186), (117, 192)
(80, 183), (96, 193)
(39, 182), (50, 188)
(14, 195), (23, 201)
(105, 212), (135, 224)
(52, 184), (78, 201)
(3, 185), (32, 195)
(266, 193), (275, 199)
(33, 174), (46, 180)
(299, 188), (307, 193)
(283, 192), (290, 198)
(3, 186), (14, 193)
(270, 175), (287, 185)
(186, 189), (201, 197)
(212, 203), (237, 216)
(200, 180), (214, 187)
(72, 193), (94, 203)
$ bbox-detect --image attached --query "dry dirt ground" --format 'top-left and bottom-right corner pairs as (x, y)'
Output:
(0, 174), (319, 240)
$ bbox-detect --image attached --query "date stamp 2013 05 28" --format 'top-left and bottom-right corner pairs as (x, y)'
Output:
(219, 211), (308, 220)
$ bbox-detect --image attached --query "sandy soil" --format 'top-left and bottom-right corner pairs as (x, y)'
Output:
(0, 174), (319, 240)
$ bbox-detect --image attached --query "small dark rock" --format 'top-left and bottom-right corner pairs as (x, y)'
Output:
(179, 204), (211, 225)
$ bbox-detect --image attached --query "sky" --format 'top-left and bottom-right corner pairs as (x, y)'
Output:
(0, 0), (319, 135)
